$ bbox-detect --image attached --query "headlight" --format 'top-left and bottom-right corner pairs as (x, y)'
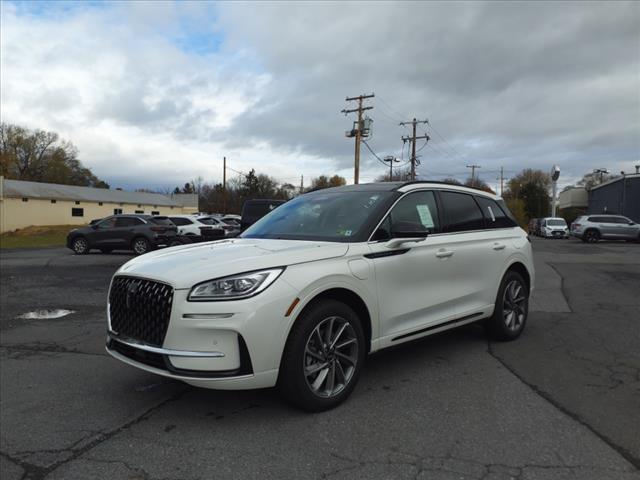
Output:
(188, 268), (284, 301)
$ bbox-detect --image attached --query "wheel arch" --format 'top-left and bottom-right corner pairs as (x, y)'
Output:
(289, 287), (373, 354)
(504, 261), (531, 293)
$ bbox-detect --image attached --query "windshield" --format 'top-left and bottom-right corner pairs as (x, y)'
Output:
(242, 191), (393, 242)
(547, 219), (567, 226)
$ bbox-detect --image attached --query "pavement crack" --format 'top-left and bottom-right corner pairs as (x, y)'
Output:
(487, 339), (640, 470)
(4, 386), (191, 480)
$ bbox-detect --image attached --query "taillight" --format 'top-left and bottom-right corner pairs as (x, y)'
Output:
(150, 226), (165, 233)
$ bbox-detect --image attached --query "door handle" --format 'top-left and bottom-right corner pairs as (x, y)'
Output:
(492, 243), (506, 250)
(436, 249), (454, 258)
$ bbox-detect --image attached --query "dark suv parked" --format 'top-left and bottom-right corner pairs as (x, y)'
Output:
(240, 199), (285, 231)
(67, 214), (177, 255)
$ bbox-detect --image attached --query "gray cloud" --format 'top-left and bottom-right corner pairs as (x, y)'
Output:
(2, 0), (639, 189)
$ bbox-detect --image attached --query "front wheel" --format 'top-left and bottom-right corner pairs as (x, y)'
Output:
(486, 271), (529, 341)
(278, 300), (366, 412)
(71, 237), (89, 255)
(132, 237), (151, 255)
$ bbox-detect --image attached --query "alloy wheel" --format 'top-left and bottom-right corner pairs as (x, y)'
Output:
(586, 231), (599, 243)
(303, 316), (358, 398)
(73, 238), (88, 254)
(503, 280), (526, 332)
(133, 239), (148, 255)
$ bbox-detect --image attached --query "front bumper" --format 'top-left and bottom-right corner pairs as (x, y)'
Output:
(106, 274), (299, 389)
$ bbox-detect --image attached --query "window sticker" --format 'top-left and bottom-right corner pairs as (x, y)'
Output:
(344, 230), (352, 236)
(416, 204), (435, 228)
(487, 206), (496, 222)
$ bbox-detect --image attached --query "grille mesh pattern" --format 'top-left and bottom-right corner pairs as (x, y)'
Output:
(109, 276), (173, 347)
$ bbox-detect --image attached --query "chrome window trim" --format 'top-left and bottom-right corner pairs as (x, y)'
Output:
(366, 187), (517, 243)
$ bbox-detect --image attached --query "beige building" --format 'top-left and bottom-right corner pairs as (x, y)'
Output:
(558, 186), (588, 210)
(0, 177), (198, 233)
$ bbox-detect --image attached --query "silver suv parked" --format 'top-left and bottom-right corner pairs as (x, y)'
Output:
(571, 215), (640, 243)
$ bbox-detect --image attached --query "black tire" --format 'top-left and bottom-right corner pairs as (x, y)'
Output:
(100, 248), (112, 254)
(71, 237), (89, 255)
(486, 270), (529, 341)
(278, 299), (366, 412)
(584, 229), (600, 243)
(131, 237), (150, 255)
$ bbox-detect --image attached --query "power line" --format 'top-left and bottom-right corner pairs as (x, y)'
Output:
(427, 120), (462, 159)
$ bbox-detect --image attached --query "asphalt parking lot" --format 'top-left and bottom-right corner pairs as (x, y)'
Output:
(1, 238), (639, 480)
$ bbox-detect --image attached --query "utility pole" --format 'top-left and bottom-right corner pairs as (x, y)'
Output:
(466, 164), (481, 187)
(342, 93), (374, 184)
(222, 156), (227, 214)
(383, 156), (399, 181)
(300, 174), (304, 195)
(400, 118), (429, 181)
(500, 166), (504, 196)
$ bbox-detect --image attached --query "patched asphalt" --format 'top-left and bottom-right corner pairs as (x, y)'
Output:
(1, 239), (639, 479)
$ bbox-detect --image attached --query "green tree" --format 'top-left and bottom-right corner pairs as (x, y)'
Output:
(0, 123), (108, 188)
(309, 174), (347, 191)
(504, 169), (551, 220)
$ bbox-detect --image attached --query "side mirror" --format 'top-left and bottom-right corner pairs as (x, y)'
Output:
(390, 221), (429, 239)
(629, 221), (636, 225)
(91, 224), (98, 230)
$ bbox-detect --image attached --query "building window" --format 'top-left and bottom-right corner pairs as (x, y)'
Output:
(137, 204), (141, 207)
(119, 203), (123, 206)
(75, 201), (80, 205)
(98, 202), (103, 206)
(72, 208), (84, 217)
(135, 210), (144, 214)
(22, 198), (28, 202)
(151, 211), (160, 215)
(170, 206), (174, 210)
(51, 199), (57, 204)
(113, 208), (123, 215)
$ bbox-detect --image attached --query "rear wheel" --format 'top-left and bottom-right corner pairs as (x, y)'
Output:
(278, 299), (365, 412)
(132, 237), (150, 255)
(486, 271), (529, 341)
(71, 237), (89, 255)
(584, 230), (600, 243)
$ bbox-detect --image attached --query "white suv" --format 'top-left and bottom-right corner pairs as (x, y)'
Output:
(106, 182), (534, 411)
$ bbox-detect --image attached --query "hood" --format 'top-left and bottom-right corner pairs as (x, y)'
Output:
(116, 238), (349, 289)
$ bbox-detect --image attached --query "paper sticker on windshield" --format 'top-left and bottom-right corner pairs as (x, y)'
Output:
(416, 205), (434, 228)
(344, 230), (352, 236)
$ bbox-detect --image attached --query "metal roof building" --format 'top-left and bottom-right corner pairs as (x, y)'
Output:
(587, 174), (640, 222)
(0, 177), (198, 233)
(1, 178), (183, 207)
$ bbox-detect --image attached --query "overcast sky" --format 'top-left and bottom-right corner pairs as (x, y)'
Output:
(2, 1), (639, 191)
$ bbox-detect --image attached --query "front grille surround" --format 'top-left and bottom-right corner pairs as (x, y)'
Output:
(109, 276), (173, 347)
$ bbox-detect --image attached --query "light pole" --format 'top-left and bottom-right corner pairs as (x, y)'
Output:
(550, 165), (560, 217)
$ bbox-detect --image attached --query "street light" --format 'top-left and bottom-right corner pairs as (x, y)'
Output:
(550, 165), (560, 217)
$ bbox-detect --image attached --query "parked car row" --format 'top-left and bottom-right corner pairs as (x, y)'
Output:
(527, 215), (639, 243)
(67, 202), (284, 255)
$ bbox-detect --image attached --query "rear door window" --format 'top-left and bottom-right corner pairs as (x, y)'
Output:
(115, 217), (143, 227)
(439, 191), (485, 233)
